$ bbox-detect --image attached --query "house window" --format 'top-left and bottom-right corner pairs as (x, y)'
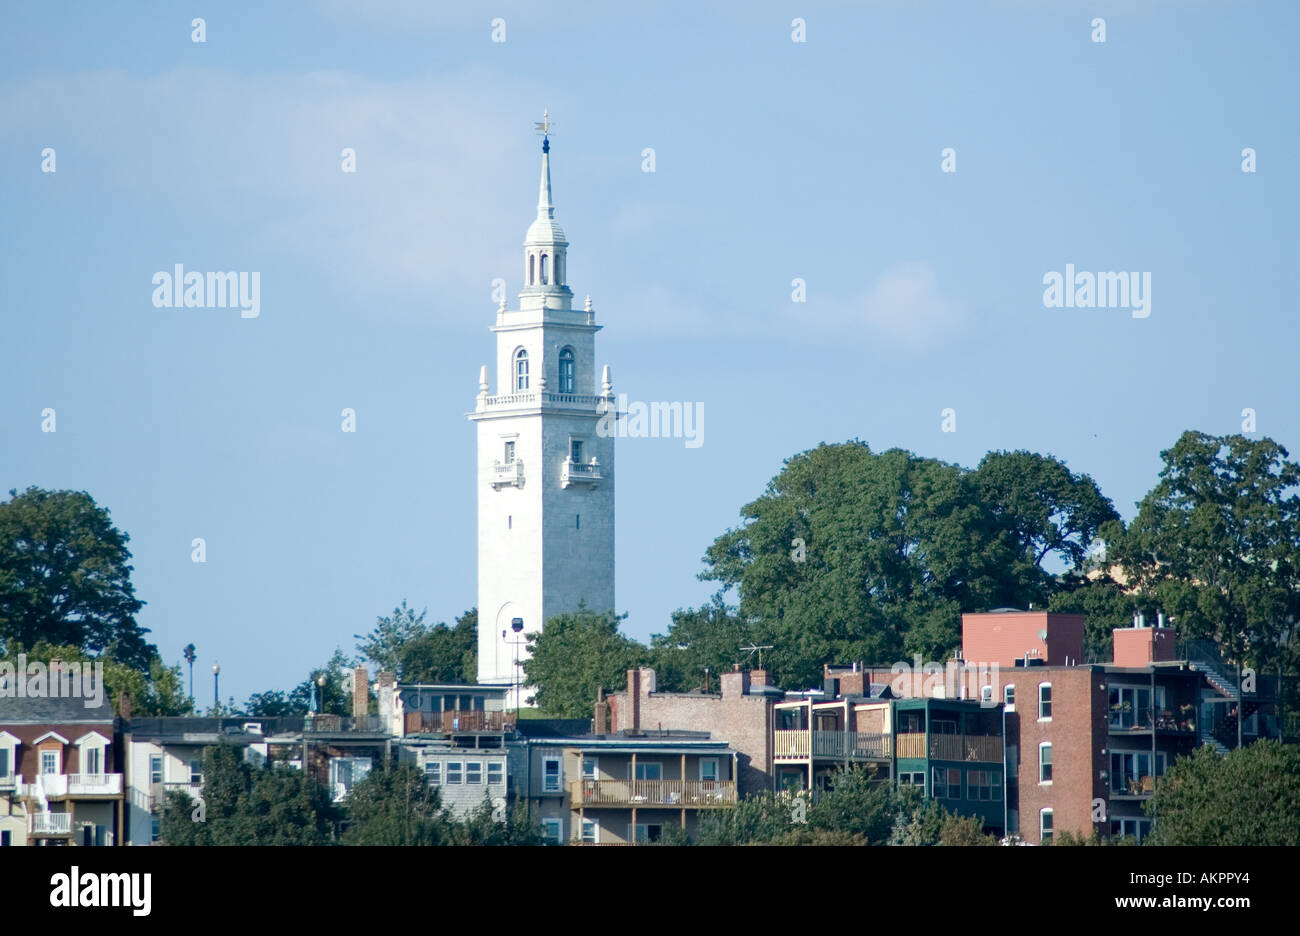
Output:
(932, 719), (957, 735)
(1040, 809), (1054, 843)
(541, 817), (563, 845)
(1039, 683), (1052, 720)
(967, 769), (1001, 801)
(582, 758), (598, 780)
(150, 816), (160, 842)
(899, 772), (925, 791)
(487, 762), (503, 786)
(149, 754), (163, 784)
(84, 747), (102, 775)
(190, 760), (203, 784)
(570, 439), (583, 464)
(932, 767), (960, 799)
(632, 823), (663, 844)
(514, 348), (529, 391)
(447, 762), (463, 785)
(1039, 743), (1053, 783)
(0, 830), (9, 846)
(466, 762), (483, 784)
(558, 348), (575, 393)
(504, 440), (516, 464)
(632, 762), (662, 781)
(41, 751), (59, 775)
(581, 818), (597, 843)
(329, 757), (372, 800)
(1004, 684), (1015, 707)
(699, 759), (718, 783)
(947, 768), (961, 799)
(980, 685), (993, 704)
(425, 762), (441, 786)
(0, 749), (9, 779)
(542, 757), (561, 792)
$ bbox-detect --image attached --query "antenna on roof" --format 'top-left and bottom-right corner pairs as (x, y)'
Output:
(739, 644), (774, 669)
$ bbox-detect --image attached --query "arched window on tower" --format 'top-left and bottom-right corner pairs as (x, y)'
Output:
(514, 348), (529, 391)
(540, 254), (549, 285)
(528, 254), (535, 285)
(556, 254), (564, 285)
(558, 348), (575, 394)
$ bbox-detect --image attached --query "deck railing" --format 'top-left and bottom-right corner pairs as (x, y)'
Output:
(571, 778), (736, 808)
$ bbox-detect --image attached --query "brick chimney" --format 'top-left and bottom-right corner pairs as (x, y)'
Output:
(352, 665), (370, 718)
(751, 669), (770, 688)
(627, 669), (641, 733)
(1114, 623), (1177, 667)
(594, 688), (609, 735)
(720, 666), (750, 699)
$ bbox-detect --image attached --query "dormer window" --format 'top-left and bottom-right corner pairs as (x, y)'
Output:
(559, 348), (575, 393)
(514, 349), (529, 391)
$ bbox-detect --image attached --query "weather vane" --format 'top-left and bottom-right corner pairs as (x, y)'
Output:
(535, 108), (555, 151)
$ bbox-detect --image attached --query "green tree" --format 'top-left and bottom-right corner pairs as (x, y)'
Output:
(342, 760), (450, 845)
(523, 608), (647, 716)
(1047, 576), (1137, 662)
(649, 595), (750, 692)
(806, 765), (896, 843)
(450, 794), (545, 845)
(1114, 432), (1300, 675)
(1145, 741), (1300, 845)
(398, 609), (478, 683)
(0, 640), (190, 716)
(355, 600), (428, 673)
(0, 487), (153, 669)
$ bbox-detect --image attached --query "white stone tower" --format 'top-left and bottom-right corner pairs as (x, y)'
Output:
(469, 114), (616, 705)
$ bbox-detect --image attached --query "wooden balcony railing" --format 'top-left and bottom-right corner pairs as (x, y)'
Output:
(774, 730), (889, 760)
(404, 710), (514, 734)
(895, 734), (1001, 762)
(571, 779), (736, 808)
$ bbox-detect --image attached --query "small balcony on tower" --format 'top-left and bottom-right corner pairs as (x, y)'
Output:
(491, 457), (524, 489)
(561, 456), (602, 488)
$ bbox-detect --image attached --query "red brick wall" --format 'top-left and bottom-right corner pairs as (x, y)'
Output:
(962, 612), (1085, 667)
(1113, 627), (1177, 667)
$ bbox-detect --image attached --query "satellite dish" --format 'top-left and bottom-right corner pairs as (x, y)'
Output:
(1038, 629), (1048, 642)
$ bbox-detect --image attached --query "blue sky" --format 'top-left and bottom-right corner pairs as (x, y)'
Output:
(2, 1), (1296, 703)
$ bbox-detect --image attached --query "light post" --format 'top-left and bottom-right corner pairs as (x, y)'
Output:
(510, 618), (525, 712)
(212, 663), (220, 711)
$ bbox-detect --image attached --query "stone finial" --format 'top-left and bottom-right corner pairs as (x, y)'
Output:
(478, 365), (489, 393)
(601, 364), (612, 395)
(584, 294), (593, 312)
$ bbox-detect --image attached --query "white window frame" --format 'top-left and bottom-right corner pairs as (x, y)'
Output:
(75, 732), (109, 776)
(446, 761), (463, 785)
(541, 817), (563, 845)
(189, 759), (203, 784)
(980, 685), (993, 704)
(1039, 742), (1053, 785)
(41, 750), (61, 775)
(698, 758), (719, 783)
(1040, 808), (1053, 843)
(487, 762), (503, 787)
(542, 756), (562, 793)
(581, 757), (598, 780)
(425, 761), (442, 786)
(1004, 684), (1015, 708)
(1038, 682), (1052, 721)
(466, 761), (483, 784)
(149, 754), (163, 784)
(581, 817), (597, 843)
(0, 731), (18, 780)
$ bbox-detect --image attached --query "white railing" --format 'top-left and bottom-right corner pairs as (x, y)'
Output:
(484, 391), (603, 409)
(66, 773), (122, 795)
(30, 812), (73, 834)
(491, 458), (524, 488)
(561, 457), (602, 487)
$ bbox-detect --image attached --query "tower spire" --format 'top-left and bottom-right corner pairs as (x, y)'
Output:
(535, 109), (555, 217)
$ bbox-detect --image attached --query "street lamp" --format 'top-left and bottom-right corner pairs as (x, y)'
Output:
(212, 663), (220, 711)
(511, 618), (525, 712)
